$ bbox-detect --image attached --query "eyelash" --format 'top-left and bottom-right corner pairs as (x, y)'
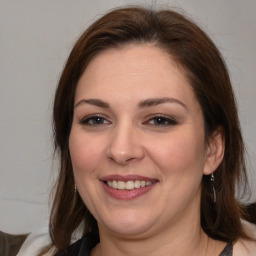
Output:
(80, 115), (110, 126)
(79, 115), (177, 127)
(146, 115), (177, 126)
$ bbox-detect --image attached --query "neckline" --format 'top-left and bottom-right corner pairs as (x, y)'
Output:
(219, 242), (233, 256)
(77, 233), (233, 256)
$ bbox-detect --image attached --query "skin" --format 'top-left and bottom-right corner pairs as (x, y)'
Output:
(69, 44), (225, 255)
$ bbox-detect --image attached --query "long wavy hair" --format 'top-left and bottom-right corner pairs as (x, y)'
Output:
(40, 6), (252, 255)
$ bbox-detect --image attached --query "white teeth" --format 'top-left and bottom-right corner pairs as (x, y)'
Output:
(117, 181), (126, 189)
(140, 181), (146, 187)
(112, 180), (118, 189)
(106, 180), (153, 190)
(134, 180), (141, 188)
(125, 181), (135, 190)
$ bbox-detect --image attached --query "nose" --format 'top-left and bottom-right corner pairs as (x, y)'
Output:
(107, 124), (144, 165)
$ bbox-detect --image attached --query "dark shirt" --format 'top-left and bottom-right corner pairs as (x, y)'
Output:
(54, 233), (232, 256)
(54, 233), (99, 256)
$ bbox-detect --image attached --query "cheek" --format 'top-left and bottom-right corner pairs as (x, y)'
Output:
(149, 130), (206, 212)
(147, 128), (206, 179)
(69, 129), (105, 177)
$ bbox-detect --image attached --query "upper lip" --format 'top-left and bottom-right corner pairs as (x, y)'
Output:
(100, 174), (157, 182)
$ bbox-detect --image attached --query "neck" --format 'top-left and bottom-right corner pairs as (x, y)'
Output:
(92, 205), (209, 256)
(94, 228), (208, 256)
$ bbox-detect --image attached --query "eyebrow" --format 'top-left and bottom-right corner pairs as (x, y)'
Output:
(75, 99), (110, 108)
(75, 97), (187, 110)
(138, 97), (187, 109)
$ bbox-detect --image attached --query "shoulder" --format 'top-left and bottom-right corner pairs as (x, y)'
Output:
(54, 238), (84, 256)
(233, 221), (256, 256)
(54, 232), (99, 256)
(17, 226), (52, 256)
(234, 239), (256, 256)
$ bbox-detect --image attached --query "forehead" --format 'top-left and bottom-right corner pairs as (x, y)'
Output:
(75, 44), (198, 107)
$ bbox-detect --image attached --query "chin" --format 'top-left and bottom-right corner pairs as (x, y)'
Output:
(104, 223), (154, 237)
(98, 211), (157, 237)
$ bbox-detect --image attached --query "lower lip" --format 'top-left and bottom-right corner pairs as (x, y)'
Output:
(101, 182), (156, 200)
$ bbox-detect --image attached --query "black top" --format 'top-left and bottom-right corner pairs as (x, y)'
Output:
(54, 233), (233, 256)
(219, 242), (233, 256)
(54, 233), (99, 256)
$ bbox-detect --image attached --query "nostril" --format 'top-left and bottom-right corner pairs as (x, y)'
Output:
(106, 129), (144, 163)
(108, 154), (142, 165)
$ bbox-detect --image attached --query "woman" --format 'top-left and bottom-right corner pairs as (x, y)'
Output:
(40, 6), (256, 256)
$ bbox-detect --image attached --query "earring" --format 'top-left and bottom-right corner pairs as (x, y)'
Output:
(210, 173), (216, 203)
(74, 184), (77, 194)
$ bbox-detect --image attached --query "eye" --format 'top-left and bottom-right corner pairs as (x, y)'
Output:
(80, 115), (110, 126)
(146, 116), (177, 126)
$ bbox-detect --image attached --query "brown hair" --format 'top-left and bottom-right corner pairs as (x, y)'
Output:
(42, 6), (252, 254)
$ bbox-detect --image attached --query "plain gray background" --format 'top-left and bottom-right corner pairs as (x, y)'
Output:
(0, 0), (255, 234)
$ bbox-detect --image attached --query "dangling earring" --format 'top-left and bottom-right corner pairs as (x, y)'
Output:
(71, 184), (78, 209)
(211, 173), (216, 203)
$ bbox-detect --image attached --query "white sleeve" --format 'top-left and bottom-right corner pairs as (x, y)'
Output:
(17, 226), (54, 256)
(17, 223), (83, 255)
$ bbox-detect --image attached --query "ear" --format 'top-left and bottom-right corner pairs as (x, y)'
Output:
(203, 127), (225, 175)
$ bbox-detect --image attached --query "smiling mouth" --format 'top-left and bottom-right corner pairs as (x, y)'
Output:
(101, 175), (157, 200)
(106, 180), (153, 190)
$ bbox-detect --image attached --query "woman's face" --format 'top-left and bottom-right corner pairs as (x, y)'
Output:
(69, 44), (219, 237)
